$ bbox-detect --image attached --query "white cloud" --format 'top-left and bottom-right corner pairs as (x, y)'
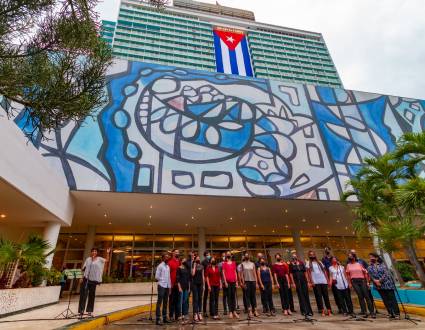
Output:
(96, 0), (425, 99)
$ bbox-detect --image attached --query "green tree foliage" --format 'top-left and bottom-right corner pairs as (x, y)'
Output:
(342, 133), (425, 286)
(0, 234), (53, 287)
(0, 0), (112, 138)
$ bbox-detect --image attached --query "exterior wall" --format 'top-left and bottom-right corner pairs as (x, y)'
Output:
(0, 106), (74, 226)
(0, 286), (60, 317)
(31, 59), (425, 200)
(102, 0), (342, 87)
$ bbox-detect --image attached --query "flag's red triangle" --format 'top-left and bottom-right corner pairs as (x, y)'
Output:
(214, 29), (245, 51)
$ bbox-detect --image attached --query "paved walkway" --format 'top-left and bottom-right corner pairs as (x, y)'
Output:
(104, 294), (425, 330)
(0, 295), (151, 330)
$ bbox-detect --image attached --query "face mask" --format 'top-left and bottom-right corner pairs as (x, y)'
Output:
(260, 262), (265, 266)
(291, 256), (297, 261)
(348, 256), (354, 261)
(226, 256), (231, 260)
(164, 259), (169, 264)
(309, 256), (315, 260)
(195, 260), (200, 264)
(211, 261), (216, 265)
(207, 255), (211, 260)
(370, 259), (376, 264)
(276, 257), (281, 262)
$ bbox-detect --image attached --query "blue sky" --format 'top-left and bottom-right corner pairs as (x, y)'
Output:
(96, 0), (425, 100)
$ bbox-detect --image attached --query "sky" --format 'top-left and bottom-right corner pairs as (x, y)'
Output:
(96, 0), (425, 100)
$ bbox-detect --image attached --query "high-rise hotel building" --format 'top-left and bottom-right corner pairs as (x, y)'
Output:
(101, 0), (342, 87)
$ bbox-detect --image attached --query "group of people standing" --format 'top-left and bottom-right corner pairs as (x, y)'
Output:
(154, 247), (401, 326)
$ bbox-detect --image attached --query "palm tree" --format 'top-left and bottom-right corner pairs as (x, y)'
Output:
(0, 235), (52, 288)
(342, 153), (414, 285)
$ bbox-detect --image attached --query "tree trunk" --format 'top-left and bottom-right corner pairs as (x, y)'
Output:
(403, 240), (425, 286)
(389, 253), (404, 286)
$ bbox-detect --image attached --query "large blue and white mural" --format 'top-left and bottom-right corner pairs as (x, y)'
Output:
(29, 59), (425, 200)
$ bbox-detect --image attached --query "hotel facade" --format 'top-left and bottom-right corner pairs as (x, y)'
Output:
(1, 0), (424, 282)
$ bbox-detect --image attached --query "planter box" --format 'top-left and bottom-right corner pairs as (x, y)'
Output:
(96, 282), (157, 296)
(0, 286), (60, 318)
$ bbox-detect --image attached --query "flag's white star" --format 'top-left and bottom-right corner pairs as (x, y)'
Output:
(226, 35), (235, 43)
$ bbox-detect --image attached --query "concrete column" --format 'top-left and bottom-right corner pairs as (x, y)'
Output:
(292, 230), (304, 261)
(372, 234), (401, 284)
(197, 227), (206, 258)
(43, 222), (61, 269)
(83, 225), (96, 260)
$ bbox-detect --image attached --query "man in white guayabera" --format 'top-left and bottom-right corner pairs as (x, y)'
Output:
(78, 247), (109, 317)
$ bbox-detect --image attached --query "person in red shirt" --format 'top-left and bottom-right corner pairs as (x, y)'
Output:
(206, 257), (222, 319)
(168, 249), (181, 321)
(222, 251), (239, 319)
(272, 253), (291, 315)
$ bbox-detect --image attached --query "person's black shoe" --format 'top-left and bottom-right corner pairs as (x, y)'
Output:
(223, 310), (228, 315)
(290, 309), (296, 313)
(163, 319), (172, 324)
(307, 313), (313, 317)
(362, 314), (369, 318)
(243, 309), (248, 314)
(371, 313), (376, 319)
(262, 308), (267, 313)
(156, 320), (163, 326)
(203, 313), (208, 318)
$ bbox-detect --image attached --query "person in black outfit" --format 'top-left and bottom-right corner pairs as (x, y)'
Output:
(192, 255), (204, 322)
(201, 251), (211, 317)
(257, 257), (275, 316)
(176, 259), (191, 323)
(289, 252), (313, 317)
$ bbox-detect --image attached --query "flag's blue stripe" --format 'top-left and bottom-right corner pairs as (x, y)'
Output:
(213, 32), (224, 73)
(229, 49), (239, 75)
(241, 37), (253, 77)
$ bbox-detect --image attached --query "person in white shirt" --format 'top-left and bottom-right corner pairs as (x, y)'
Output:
(328, 257), (353, 316)
(306, 250), (332, 316)
(78, 247), (108, 317)
(155, 252), (172, 325)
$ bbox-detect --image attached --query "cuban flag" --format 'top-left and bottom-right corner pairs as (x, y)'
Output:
(213, 28), (253, 77)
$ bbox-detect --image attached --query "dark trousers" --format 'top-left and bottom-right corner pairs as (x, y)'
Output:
(227, 282), (237, 313)
(202, 283), (209, 314)
(295, 278), (313, 316)
(378, 289), (400, 316)
(331, 284), (342, 312)
(181, 289), (189, 316)
(336, 288), (353, 314)
(192, 283), (203, 314)
(277, 277), (290, 310)
(209, 286), (220, 316)
(259, 281), (267, 311)
(288, 287), (295, 311)
(156, 285), (169, 321)
(312, 283), (331, 312)
(242, 288), (248, 311)
(222, 286), (229, 312)
(169, 285), (180, 319)
(78, 278), (97, 314)
(244, 281), (257, 310)
(352, 279), (374, 315)
(260, 282), (274, 312)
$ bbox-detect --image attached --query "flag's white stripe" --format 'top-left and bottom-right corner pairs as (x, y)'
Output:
(234, 43), (246, 76)
(220, 39), (231, 74)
